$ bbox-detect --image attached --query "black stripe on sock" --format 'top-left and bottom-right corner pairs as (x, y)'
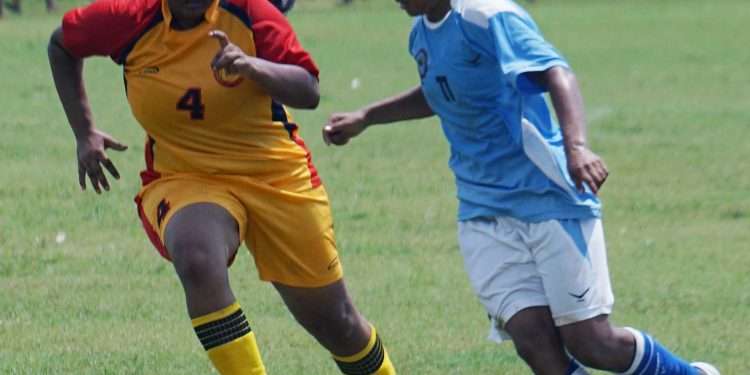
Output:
(335, 335), (385, 375)
(193, 309), (253, 351)
(194, 309), (243, 334)
(195, 311), (246, 341)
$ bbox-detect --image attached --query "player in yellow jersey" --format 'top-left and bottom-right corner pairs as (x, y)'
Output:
(47, 0), (395, 374)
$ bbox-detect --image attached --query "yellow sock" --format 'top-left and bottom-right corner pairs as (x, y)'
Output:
(191, 302), (266, 375)
(332, 324), (396, 375)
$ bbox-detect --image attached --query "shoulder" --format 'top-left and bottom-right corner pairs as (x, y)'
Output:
(63, 0), (160, 24)
(61, 0), (161, 60)
(451, 0), (526, 28)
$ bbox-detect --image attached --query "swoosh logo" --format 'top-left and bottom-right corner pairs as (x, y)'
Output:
(568, 287), (590, 300)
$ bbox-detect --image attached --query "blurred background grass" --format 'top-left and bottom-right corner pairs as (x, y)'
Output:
(0, 0), (748, 373)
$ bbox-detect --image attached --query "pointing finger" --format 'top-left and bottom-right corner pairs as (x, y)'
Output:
(209, 30), (230, 48)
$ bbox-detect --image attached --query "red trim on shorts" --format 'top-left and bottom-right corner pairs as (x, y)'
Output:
(134, 194), (171, 261)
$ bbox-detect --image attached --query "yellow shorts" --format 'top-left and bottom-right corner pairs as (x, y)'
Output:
(134, 173), (343, 287)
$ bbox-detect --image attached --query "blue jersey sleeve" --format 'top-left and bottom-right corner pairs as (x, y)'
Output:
(462, 11), (569, 94)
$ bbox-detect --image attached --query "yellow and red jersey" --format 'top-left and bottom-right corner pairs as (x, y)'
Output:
(62, 0), (321, 190)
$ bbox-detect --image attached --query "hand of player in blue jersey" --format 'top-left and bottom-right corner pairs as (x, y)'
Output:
(322, 110), (368, 146)
(209, 30), (257, 78)
(75, 130), (127, 194)
(566, 146), (608, 196)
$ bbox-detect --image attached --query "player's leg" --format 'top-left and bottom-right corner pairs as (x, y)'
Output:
(164, 202), (266, 375)
(165, 203), (238, 317)
(504, 306), (581, 375)
(559, 315), (706, 374)
(457, 217), (585, 375)
(536, 218), (717, 374)
(137, 175), (267, 375)
(240, 181), (394, 374)
(275, 280), (396, 374)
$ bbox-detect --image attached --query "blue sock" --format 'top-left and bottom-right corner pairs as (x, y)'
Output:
(621, 328), (698, 375)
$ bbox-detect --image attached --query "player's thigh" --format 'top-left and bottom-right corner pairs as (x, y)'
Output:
(136, 175), (247, 264)
(457, 217), (549, 343)
(165, 202), (241, 265)
(531, 218), (614, 327)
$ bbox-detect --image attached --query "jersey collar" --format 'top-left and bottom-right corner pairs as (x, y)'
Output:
(423, 9), (452, 30)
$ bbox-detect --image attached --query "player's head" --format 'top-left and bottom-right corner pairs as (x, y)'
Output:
(395, 0), (450, 17)
(269, 0), (296, 14)
(168, 0), (214, 22)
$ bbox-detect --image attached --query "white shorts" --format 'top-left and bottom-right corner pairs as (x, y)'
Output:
(457, 216), (614, 344)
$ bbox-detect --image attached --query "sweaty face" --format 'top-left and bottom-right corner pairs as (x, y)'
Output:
(168, 0), (214, 24)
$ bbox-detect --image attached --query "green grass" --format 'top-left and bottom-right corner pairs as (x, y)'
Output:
(1, 0), (748, 373)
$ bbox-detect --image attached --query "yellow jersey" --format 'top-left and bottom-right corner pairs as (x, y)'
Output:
(62, 0), (322, 189)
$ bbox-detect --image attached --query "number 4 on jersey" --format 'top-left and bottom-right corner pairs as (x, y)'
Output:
(177, 88), (205, 120)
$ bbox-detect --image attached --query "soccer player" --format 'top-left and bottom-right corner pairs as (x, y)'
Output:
(322, 0), (719, 374)
(47, 0), (395, 374)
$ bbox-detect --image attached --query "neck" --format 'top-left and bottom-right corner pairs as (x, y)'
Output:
(171, 16), (203, 30)
(426, 0), (451, 23)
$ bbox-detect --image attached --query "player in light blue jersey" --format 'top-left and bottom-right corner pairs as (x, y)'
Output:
(322, 0), (719, 374)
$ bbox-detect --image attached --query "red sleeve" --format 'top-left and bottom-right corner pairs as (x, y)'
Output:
(234, 0), (319, 79)
(61, 0), (161, 62)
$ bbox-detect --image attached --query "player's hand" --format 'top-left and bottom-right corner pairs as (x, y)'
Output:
(322, 111), (367, 146)
(209, 30), (256, 78)
(75, 130), (127, 194)
(566, 146), (608, 196)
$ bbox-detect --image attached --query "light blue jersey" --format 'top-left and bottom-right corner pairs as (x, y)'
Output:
(409, 0), (600, 222)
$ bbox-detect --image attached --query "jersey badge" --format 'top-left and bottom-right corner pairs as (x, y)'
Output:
(213, 68), (244, 88)
(415, 48), (428, 79)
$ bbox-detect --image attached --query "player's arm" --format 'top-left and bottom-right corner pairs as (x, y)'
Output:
(210, 30), (319, 109)
(48, 26), (127, 194)
(322, 86), (434, 146)
(526, 66), (608, 195)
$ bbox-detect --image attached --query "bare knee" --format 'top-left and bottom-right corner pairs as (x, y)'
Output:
(169, 239), (227, 284)
(163, 203), (239, 285)
(505, 307), (569, 372)
(513, 328), (564, 364)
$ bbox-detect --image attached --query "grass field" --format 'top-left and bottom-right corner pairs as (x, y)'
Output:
(1, 0), (748, 374)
